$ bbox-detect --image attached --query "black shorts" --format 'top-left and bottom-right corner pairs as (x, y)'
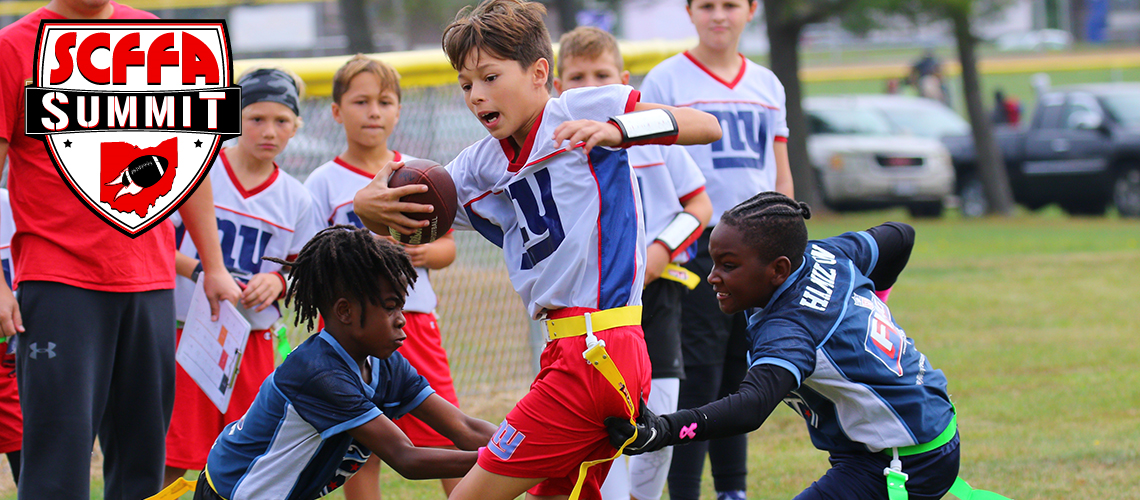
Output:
(194, 471), (225, 500)
(680, 227), (749, 367)
(642, 278), (685, 379)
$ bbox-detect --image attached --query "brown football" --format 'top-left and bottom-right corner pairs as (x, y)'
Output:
(385, 159), (457, 245)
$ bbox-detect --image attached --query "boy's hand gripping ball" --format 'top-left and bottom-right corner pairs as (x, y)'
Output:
(386, 159), (458, 245)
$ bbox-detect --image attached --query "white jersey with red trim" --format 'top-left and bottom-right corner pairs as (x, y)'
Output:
(629, 145), (705, 264)
(641, 51), (788, 226)
(0, 189), (14, 288)
(449, 84), (646, 318)
(172, 150), (325, 330)
(304, 152), (440, 314)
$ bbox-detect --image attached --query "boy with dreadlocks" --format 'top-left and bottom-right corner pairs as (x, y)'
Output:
(607, 192), (963, 500)
(352, 1), (721, 499)
(193, 227), (497, 500)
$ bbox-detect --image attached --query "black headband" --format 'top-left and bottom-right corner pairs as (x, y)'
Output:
(238, 68), (301, 115)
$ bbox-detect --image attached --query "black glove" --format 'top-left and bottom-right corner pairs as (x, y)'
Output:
(604, 400), (674, 456)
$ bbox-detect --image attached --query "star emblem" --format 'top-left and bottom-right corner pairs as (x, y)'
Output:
(63, 139), (72, 148)
(194, 139), (203, 148)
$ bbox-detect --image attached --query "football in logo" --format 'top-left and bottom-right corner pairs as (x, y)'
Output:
(106, 155), (170, 200)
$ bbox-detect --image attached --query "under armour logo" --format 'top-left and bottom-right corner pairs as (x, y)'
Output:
(28, 342), (56, 360)
(678, 422), (697, 440)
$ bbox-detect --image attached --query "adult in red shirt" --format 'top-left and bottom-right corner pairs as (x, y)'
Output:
(0, 1), (242, 498)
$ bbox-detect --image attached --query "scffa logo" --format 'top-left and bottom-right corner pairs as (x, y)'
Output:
(863, 299), (907, 377)
(24, 21), (241, 237)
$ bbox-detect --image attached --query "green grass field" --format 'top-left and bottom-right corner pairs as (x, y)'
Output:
(6, 209), (1132, 500)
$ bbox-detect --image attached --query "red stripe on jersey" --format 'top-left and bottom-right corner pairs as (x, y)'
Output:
(631, 162), (664, 169)
(333, 151), (401, 179)
(683, 51), (746, 90)
(625, 89), (641, 113)
(679, 185), (706, 203)
(502, 110), (544, 173)
(774, 136), (788, 142)
(330, 200), (353, 224)
(222, 149), (280, 199)
(214, 205), (295, 232)
(465, 190), (495, 207)
(674, 99), (781, 111)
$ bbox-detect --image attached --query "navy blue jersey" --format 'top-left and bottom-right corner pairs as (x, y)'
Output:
(204, 331), (434, 500)
(746, 231), (952, 454)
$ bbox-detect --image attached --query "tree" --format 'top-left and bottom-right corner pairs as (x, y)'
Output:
(339, 0), (375, 54)
(845, 0), (1016, 215)
(763, 0), (861, 210)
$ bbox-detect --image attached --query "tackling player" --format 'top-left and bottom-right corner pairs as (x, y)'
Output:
(606, 192), (962, 500)
(638, 1), (795, 498)
(163, 66), (326, 487)
(193, 226), (497, 500)
(552, 26), (712, 500)
(304, 54), (464, 500)
(351, 1), (721, 499)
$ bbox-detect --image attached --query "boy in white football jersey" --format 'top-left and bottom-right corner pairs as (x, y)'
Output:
(162, 67), (325, 487)
(303, 54), (463, 500)
(639, 2), (794, 498)
(553, 26), (713, 500)
(353, 2), (721, 499)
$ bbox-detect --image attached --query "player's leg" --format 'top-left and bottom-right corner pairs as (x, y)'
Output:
(708, 314), (750, 500)
(99, 287), (176, 500)
(599, 455), (629, 499)
(16, 282), (121, 500)
(667, 363), (722, 500)
(342, 454), (382, 500)
(627, 377), (679, 500)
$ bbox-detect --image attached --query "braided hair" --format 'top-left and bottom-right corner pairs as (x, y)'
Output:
(265, 225), (417, 332)
(719, 192), (812, 268)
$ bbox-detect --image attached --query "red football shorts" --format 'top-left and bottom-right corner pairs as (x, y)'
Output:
(0, 347), (21, 454)
(165, 328), (276, 470)
(477, 307), (652, 500)
(392, 311), (460, 447)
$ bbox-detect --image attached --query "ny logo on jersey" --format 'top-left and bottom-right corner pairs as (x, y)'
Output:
(488, 420), (526, 461)
(507, 168), (565, 269)
(179, 220), (276, 275)
(708, 110), (767, 170)
(864, 299), (907, 377)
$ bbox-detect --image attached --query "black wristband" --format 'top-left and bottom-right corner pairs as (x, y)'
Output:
(189, 262), (204, 282)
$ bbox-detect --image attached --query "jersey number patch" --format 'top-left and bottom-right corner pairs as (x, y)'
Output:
(709, 110), (767, 170)
(507, 168), (565, 269)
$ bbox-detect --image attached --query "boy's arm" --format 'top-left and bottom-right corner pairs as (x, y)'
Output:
(401, 231), (456, 270)
(408, 393), (497, 451)
(646, 191), (712, 284)
(865, 222), (915, 292)
(773, 141), (795, 198)
(346, 412), (480, 479)
(179, 177), (242, 321)
(0, 139), (19, 337)
(175, 251), (198, 279)
(552, 103), (721, 153)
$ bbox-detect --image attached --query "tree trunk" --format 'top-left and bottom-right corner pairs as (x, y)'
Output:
(951, 9), (1015, 215)
(554, 0), (580, 33)
(764, 0), (826, 210)
(339, 0), (373, 54)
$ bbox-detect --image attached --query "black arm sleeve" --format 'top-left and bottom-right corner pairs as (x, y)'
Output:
(663, 363), (798, 443)
(865, 222), (915, 291)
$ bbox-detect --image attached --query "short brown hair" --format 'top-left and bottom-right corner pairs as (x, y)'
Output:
(442, 0), (554, 91)
(332, 54), (401, 104)
(557, 26), (622, 76)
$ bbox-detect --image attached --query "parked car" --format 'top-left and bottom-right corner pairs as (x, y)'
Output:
(804, 96), (956, 217)
(993, 29), (1073, 52)
(865, 90), (1140, 218)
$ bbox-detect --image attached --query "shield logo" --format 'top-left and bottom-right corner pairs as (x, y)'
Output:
(24, 21), (241, 237)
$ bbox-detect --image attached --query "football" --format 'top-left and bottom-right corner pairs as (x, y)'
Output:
(126, 155), (169, 188)
(386, 159), (458, 245)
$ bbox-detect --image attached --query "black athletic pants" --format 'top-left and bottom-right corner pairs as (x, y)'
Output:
(16, 281), (175, 500)
(669, 228), (749, 500)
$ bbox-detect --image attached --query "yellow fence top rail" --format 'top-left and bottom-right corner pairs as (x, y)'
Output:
(234, 38), (698, 97)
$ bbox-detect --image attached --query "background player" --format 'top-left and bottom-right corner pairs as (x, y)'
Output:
(195, 226), (497, 500)
(552, 26), (713, 500)
(607, 192), (961, 500)
(352, 1), (721, 499)
(638, 1), (795, 498)
(0, 1), (242, 497)
(0, 188), (18, 486)
(303, 54), (463, 500)
(163, 66), (325, 488)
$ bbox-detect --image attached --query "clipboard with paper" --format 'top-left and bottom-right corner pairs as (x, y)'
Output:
(175, 276), (251, 414)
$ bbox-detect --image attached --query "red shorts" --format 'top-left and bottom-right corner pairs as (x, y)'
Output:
(165, 327), (276, 470)
(0, 346), (21, 454)
(477, 307), (652, 500)
(392, 311), (460, 447)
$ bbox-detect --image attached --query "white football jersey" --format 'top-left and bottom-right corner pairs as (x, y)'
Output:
(629, 144), (705, 264)
(172, 150), (325, 330)
(641, 52), (789, 226)
(304, 152), (440, 314)
(0, 189), (14, 288)
(449, 84), (646, 318)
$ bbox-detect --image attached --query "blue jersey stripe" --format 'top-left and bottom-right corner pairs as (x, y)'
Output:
(856, 230), (879, 276)
(589, 148), (638, 310)
(464, 205), (504, 248)
(816, 261), (857, 349)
